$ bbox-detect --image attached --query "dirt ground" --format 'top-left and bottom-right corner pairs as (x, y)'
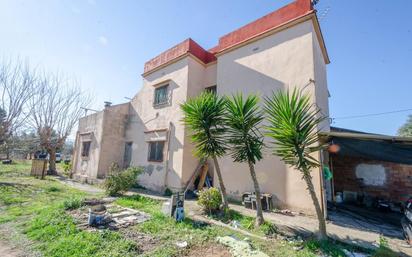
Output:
(185, 244), (232, 257)
(0, 240), (23, 257)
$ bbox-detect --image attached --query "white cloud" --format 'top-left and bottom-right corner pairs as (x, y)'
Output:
(98, 36), (108, 46)
(87, 0), (96, 5)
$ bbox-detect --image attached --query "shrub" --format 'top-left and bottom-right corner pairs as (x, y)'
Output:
(63, 197), (84, 210)
(46, 186), (61, 192)
(62, 162), (72, 176)
(197, 187), (222, 214)
(104, 163), (143, 196)
(259, 222), (278, 236)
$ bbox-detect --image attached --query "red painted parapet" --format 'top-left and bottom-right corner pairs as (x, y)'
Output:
(144, 0), (316, 74)
(214, 0), (314, 53)
(144, 38), (216, 74)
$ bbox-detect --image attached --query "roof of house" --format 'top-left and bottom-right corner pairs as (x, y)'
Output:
(143, 0), (326, 76)
(320, 127), (412, 165)
(322, 126), (412, 143)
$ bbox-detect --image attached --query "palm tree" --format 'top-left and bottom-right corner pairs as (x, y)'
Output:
(181, 92), (229, 209)
(264, 88), (327, 240)
(225, 94), (265, 226)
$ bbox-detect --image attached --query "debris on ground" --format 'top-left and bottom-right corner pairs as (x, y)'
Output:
(231, 220), (241, 229)
(342, 249), (369, 257)
(69, 200), (150, 231)
(176, 241), (188, 248)
(217, 236), (269, 257)
(120, 229), (159, 253)
(272, 209), (298, 216)
(184, 244), (232, 257)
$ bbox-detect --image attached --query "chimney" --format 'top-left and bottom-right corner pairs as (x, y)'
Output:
(104, 101), (112, 108)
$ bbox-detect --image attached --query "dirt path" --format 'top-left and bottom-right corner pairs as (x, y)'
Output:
(55, 176), (103, 194)
(0, 240), (23, 257)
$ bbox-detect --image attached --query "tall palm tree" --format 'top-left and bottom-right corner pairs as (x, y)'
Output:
(264, 88), (327, 240)
(181, 92), (229, 209)
(225, 94), (265, 226)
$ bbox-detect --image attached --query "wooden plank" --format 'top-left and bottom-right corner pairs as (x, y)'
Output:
(197, 163), (209, 191)
(183, 159), (206, 194)
(31, 159), (47, 178)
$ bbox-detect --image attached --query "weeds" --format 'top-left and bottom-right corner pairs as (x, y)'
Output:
(62, 197), (84, 210)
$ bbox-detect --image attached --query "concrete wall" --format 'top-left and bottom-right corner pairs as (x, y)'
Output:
(215, 20), (327, 213)
(97, 103), (130, 178)
(332, 155), (412, 204)
(73, 111), (104, 181)
(72, 103), (129, 182)
(125, 57), (190, 192)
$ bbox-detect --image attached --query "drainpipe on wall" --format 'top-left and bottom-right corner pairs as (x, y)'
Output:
(162, 122), (172, 191)
(70, 131), (80, 179)
(319, 150), (327, 219)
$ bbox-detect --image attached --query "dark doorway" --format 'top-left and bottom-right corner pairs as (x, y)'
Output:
(123, 142), (133, 168)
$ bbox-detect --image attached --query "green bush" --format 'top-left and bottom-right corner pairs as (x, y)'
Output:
(63, 197), (84, 210)
(104, 163), (143, 196)
(259, 221), (278, 236)
(197, 187), (222, 214)
(46, 186), (61, 192)
(62, 162), (72, 176)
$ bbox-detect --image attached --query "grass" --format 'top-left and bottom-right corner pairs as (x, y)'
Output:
(0, 160), (392, 257)
(115, 194), (351, 257)
(0, 160), (138, 257)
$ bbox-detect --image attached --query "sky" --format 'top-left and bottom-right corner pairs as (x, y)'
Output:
(0, 0), (411, 136)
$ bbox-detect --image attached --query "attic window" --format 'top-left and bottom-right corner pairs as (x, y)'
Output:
(154, 84), (169, 106)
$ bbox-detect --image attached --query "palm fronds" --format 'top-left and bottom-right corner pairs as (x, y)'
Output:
(225, 93), (264, 164)
(180, 92), (228, 158)
(264, 88), (326, 172)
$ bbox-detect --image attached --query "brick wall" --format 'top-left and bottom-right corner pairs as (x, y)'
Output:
(331, 155), (412, 203)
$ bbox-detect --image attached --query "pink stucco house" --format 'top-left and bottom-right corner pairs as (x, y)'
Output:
(72, 0), (330, 214)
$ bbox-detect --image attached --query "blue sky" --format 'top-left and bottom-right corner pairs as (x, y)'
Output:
(1, 0), (411, 136)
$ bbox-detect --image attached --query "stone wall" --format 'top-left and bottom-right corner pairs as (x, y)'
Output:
(332, 155), (412, 203)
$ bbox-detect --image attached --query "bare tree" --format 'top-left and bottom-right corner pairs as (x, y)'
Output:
(30, 72), (89, 174)
(0, 58), (37, 158)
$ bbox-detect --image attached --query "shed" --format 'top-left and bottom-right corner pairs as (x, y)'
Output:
(320, 127), (412, 209)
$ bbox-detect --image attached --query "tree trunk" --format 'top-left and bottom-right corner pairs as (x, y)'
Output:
(248, 161), (264, 226)
(48, 148), (57, 175)
(303, 171), (327, 240)
(212, 156), (229, 210)
(5, 143), (9, 159)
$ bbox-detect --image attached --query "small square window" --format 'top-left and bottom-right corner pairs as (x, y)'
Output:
(154, 85), (169, 106)
(81, 141), (91, 157)
(148, 141), (164, 162)
(205, 85), (217, 94)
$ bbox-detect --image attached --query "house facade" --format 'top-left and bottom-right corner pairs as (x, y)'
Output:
(72, 0), (330, 214)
